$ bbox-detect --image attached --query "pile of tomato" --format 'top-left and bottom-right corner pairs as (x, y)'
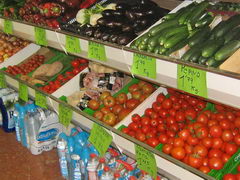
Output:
(5, 55), (45, 75)
(40, 58), (88, 94)
(223, 165), (240, 180)
(88, 81), (156, 126)
(121, 88), (240, 174)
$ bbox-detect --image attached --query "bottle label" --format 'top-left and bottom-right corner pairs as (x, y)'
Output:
(7, 108), (15, 129)
(59, 157), (68, 177)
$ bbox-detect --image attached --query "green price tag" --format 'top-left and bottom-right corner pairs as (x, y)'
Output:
(88, 41), (107, 61)
(4, 20), (13, 34)
(59, 103), (73, 127)
(65, 35), (81, 53)
(19, 82), (28, 102)
(135, 144), (157, 179)
(177, 65), (207, 98)
(35, 91), (47, 108)
(34, 27), (47, 46)
(0, 72), (7, 88)
(88, 123), (112, 156)
(132, 53), (156, 79)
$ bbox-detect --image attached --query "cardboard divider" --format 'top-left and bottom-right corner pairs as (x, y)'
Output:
(220, 48), (240, 74)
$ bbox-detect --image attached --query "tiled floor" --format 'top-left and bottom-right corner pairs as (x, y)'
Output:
(0, 128), (64, 180)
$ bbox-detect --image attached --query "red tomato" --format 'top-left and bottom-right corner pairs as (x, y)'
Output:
(193, 145), (208, 157)
(162, 98), (173, 109)
(158, 134), (168, 144)
(226, 111), (235, 122)
(235, 117), (240, 128)
(237, 165), (240, 172)
(209, 125), (223, 138)
(223, 174), (236, 180)
(224, 143), (237, 156)
(141, 116), (150, 126)
(187, 135), (199, 146)
(156, 93), (165, 103)
(173, 138), (185, 147)
(146, 137), (159, 148)
(118, 109), (132, 120)
(128, 122), (139, 131)
(185, 108), (197, 120)
(171, 147), (186, 160)
(175, 110), (185, 122)
(72, 68), (81, 75)
(144, 108), (154, 117)
(195, 127), (209, 139)
(222, 153), (231, 164)
(216, 112), (226, 121)
(162, 144), (173, 155)
(136, 132), (146, 142)
(220, 120), (231, 130)
(209, 157), (223, 170)
(71, 60), (80, 68)
(188, 154), (203, 168)
(152, 101), (162, 112)
(158, 109), (169, 118)
(222, 130), (234, 142)
(202, 158), (208, 166)
(197, 113), (209, 125)
(131, 114), (141, 122)
(199, 166), (210, 174)
(142, 83), (155, 94)
(141, 125), (150, 134)
(208, 149), (223, 158)
(185, 144), (193, 154)
(201, 137), (213, 149)
(178, 129), (190, 141)
(102, 112), (116, 126)
(128, 84), (140, 93)
(103, 96), (116, 108)
(112, 104), (123, 115)
(101, 107), (111, 114)
(78, 58), (88, 64)
(121, 127), (130, 134)
(115, 93), (127, 104)
(212, 138), (223, 149)
(166, 130), (176, 138)
(93, 111), (104, 120)
(88, 99), (100, 110)
(166, 116), (176, 126)
(131, 90), (142, 100)
(157, 123), (166, 133)
(234, 134), (240, 146)
(150, 118), (159, 127)
(57, 74), (65, 82)
(126, 98), (140, 110)
(208, 119), (219, 127)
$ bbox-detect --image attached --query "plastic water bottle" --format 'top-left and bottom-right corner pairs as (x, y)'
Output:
(97, 157), (107, 177)
(87, 153), (99, 180)
(71, 154), (82, 180)
(100, 166), (113, 180)
(13, 104), (21, 142)
(57, 140), (69, 179)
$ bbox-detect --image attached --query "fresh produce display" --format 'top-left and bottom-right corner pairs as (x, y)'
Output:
(121, 88), (240, 176)
(130, 1), (240, 68)
(5, 54), (45, 75)
(39, 58), (88, 93)
(0, 0), (25, 19)
(62, 0), (169, 45)
(0, 33), (29, 62)
(91, 81), (156, 126)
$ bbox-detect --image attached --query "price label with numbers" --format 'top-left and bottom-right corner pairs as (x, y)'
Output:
(88, 41), (107, 61)
(4, 20), (13, 34)
(0, 72), (6, 88)
(65, 35), (81, 53)
(35, 91), (47, 108)
(34, 27), (47, 46)
(59, 103), (73, 127)
(19, 82), (28, 102)
(88, 123), (112, 156)
(132, 53), (156, 79)
(135, 144), (157, 179)
(177, 65), (207, 98)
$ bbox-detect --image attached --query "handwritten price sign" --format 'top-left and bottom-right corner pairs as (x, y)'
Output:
(4, 20), (13, 34)
(135, 144), (157, 179)
(88, 41), (106, 61)
(88, 123), (112, 157)
(177, 65), (207, 98)
(59, 103), (73, 127)
(132, 53), (156, 79)
(65, 35), (81, 53)
(35, 91), (47, 108)
(34, 27), (47, 46)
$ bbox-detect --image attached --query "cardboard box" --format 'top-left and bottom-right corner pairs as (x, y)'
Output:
(220, 48), (240, 74)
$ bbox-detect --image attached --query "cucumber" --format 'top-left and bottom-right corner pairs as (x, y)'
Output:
(178, 10), (193, 25)
(188, 1), (210, 24)
(181, 45), (201, 61)
(154, 46), (160, 54)
(158, 46), (167, 55)
(206, 57), (223, 67)
(165, 39), (189, 56)
(158, 25), (188, 45)
(211, 14), (240, 39)
(214, 40), (240, 61)
(147, 45), (155, 53)
(148, 19), (179, 37)
(138, 43), (147, 51)
(148, 34), (163, 47)
(195, 13), (214, 28)
(224, 27), (240, 44)
(201, 39), (224, 58)
(198, 56), (208, 65)
(164, 31), (189, 49)
(188, 26), (211, 47)
(189, 49), (202, 63)
(164, 6), (188, 21)
(132, 33), (148, 47)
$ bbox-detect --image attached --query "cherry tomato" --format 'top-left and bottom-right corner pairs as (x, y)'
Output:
(224, 143), (237, 156)
(220, 120), (231, 130)
(223, 174), (237, 180)
(193, 145), (208, 157)
(208, 149), (223, 158)
(162, 144), (173, 155)
(158, 109), (169, 118)
(162, 98), (173, 109)
(150, 118), (159, 127)
(146, 137), (159, 148)
(201, 137), (213, 149)
(209, 157), (223, 170)
(141, 116), (150, 126)
(158, 134), (168, 144)
(234, 134), (240, 146)
(185, 108), (197, 120)
(173, 137), (185, 147)
(222, 130), (234, 142)
(72, 68), (81, 75)
(141, 125), (151, 134)
(71, 60), (80, 68)
(212, 138), (223, 149)
(131, 114), (141, 122)
(199, 166), (210, 174)
(187, 135), (199, 146)
(128, 122), (139, 131)
(144, 108), (154, 117)
(152, 101), (162, 112)
(188, 154), (203, 168)
(171, 147), (185, 160)
(136, 132), (146, 142)
(178, 129), (190, 141)
(222, 153), (231, 164)
(156, 93), (165, 103)
(197, 113), (208, 125)
(195, 126), (209, 139)
(209, 125), (223, 138)
(175, 110), (185, 122)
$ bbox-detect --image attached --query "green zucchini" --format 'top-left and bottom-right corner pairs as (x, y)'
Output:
(147, 45), (155, 53)
(154, 46), (160, 54)
(195, 13), (214, 28)
(132, 33), (148, 47)
(201, 39), (224, 58)
(188, 26), (211, 47)
(211, 14), (240, 39)
(181, 45), (201, 62)
(148, 34), (163, 47)
(164, 6), (188, 21)
(164, 31), (189, 49)
(188, 1), (210, 24)
(158, 46), (167, 55)
(148, 19), (179, 37)
(165, 39), (189, 56)
(138, 43), (147, 51)
(206, 57), (223, 67)
(224, 27), (240, 44)
(158, 25), (188, 45)
(198, 56), (208, 65)
(214, 40), (240, 61)
(189, 49), (202, 63)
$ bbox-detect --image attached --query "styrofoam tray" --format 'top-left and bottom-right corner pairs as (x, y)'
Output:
(0, 43), (41, 68)
(114, 87), (168, 129)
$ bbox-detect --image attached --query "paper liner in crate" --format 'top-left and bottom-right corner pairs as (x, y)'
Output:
(0, 43), (40, 69)
(114, 87), (168, 129)
(220, 48), (240, 74)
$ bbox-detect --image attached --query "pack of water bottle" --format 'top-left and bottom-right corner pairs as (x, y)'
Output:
(57, 127), (168, 180)
(13, 100), (62, 155)
(0, 88), (19, 133)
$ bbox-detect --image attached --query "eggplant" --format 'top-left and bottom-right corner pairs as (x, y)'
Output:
(113, 10), (125, 16)
(101, 32), (111, 41)
(125, 10), (136, 21)
(97, 17), (108, 26)
(102, 9), (115, 17)
(93, 28), (103, 39)
(132, 9), (146, 18)
(122, 24), (133, 32)
(109, 34), (119, 43)
(84, 26), (96, 37)
(117, 33), (136, 45)
(116, 3), (129, 10)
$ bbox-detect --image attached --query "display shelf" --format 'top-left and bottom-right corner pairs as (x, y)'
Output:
(3, 71), (214, 180)
(0, 17), (239, 109)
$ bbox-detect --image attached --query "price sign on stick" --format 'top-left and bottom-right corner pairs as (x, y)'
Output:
(0, 72), (6, 88)
(65, 35), (81, 53)
(4, 20), (13, 34)
(132, 53), (156, 79)
(177, 65), (207, 98)
(34, 27), (47, 46)
(88, 41), (107, 61)
(135, 144), (157, 179)
(35, 91), (47, 108)
(88, 123), (112, 156)
(59, 103), (72, 127)
(19, 82), (28, 102)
